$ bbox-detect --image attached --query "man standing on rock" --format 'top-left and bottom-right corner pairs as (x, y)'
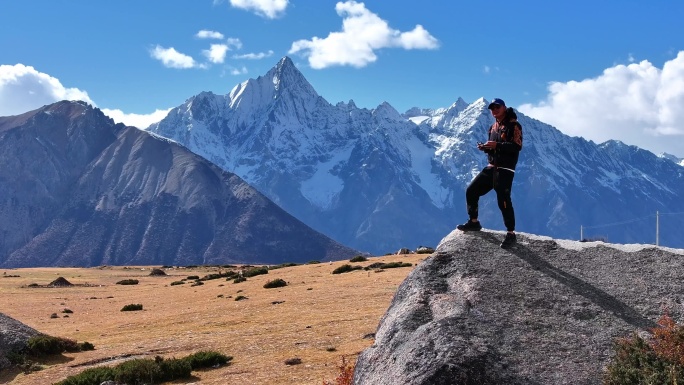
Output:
(457, 98), (523, 249)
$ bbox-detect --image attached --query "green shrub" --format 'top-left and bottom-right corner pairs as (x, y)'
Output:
(27, 335), (80, 355)
(157, 357), (192, 381)
(121, 304), (143, 312)
(364, 262), (412, 270)
(349, 255), (368, 262)
(269, 263), (299, 270)
(114, 358), (165, 384)
(332, 264), (362, 274)
(79, 341), (95, 351)
(186, 275), (200, 280)
(307, 260), (321, 264)
(235, 295), (248, 301)
(604, 314), (684, 384)
(170, 281), (185, 286)
(55, 351), (229, 385)
(184, 351), (232, 369)
(55, 366), (116, 385)
(62, 308), (73, 314)
(190, 281), (204, 287)
(243, 267), (268, 277)
(263, 278), (287, 289)
(233, 276), (247, 284)
(116, 279), (139, 285)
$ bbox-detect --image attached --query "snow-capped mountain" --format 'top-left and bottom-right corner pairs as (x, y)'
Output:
(0, 100), (357, 267)
(148, 57), (684, 253)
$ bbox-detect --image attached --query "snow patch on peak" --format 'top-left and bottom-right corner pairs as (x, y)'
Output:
(300, 145), (353, 209)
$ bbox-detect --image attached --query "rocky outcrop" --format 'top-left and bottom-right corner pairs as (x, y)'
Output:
(353, 230), (684, 385)
(0, 313), (41, 371)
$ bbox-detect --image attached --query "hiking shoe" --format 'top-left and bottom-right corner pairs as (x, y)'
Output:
(457, 220), (482, 232)
(500, 232), (517, 249)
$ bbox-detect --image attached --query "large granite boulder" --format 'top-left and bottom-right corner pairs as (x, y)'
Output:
(353, 229), (684, 385)
(0, 313), (41, 370)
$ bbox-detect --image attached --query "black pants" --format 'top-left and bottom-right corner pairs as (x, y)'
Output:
(466, 166), (516, 231)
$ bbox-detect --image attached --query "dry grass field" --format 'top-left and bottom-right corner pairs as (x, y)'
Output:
(0, 253), (425, 385)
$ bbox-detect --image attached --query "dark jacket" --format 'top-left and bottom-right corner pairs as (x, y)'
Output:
(485, 107), (523, 170)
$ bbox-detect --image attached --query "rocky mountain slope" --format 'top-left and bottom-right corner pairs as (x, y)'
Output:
(0, 101), (357, 267)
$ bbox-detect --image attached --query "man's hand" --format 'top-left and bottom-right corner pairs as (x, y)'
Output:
(482, 141), (497, 150)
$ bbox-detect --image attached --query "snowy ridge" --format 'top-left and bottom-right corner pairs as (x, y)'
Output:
(145, 56), (684, 253)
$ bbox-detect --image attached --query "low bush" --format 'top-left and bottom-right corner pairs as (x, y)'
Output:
(116, 279), (139, 285)
(56, 366), (116, 385)
(364, 262), (412, 270)
(243, 267), (268, 277)
(233, 276), (247, 284)
(235, 295), (248, 301)
(604, 313), (684, 384)
(170, 281), (185, 286)
(269, 263), (300, 270)
(185, 351), (232, 369)
(55, 351), (230, 385)
(284, 357), (302, 365)
(332, 264), (362, 274)
(323, 357), (355, 385)
(186, 275), (200, 280)
(121, 304), (143, 312)
(25, 335), (91, 356)
(349, 255), (368, 263)
(263, 278), (287, 289)
(307, 260), (321, 264)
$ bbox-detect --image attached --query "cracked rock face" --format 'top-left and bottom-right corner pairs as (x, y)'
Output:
(353, 230), (684, 385)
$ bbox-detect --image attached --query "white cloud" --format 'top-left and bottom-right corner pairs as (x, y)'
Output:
(150, 45), (199, 69)
(288, 0), (439, 69)
(0, 64), (172, 130)
(228, 66), (248, 75)
(101, 108), (171, 129)
(203, 44), (229, 64)
(519, 51), (684, 157)
(226, 37), (243, 50)
(0, 64), (94, 116)
(232, 50), (274, 60)
(229, 0), (288, 19)
(196, 30), (225, 40)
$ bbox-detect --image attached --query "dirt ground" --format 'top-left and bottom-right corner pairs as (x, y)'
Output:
(0, 254), (425, 385)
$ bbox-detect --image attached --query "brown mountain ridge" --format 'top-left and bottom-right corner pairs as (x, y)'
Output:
(0, 101), (357, 267)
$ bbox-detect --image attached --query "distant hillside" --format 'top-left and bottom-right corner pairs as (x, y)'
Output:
(0, 101), (357, 267)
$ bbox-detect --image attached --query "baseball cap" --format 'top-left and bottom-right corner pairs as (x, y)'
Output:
(488, 98), (506, 109)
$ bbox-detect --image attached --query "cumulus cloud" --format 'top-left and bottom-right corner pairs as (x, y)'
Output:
(150, 45), (201, 69)
(0, 64), (94, 116)
(203, 44), (229, 64)
(196, 30), (225, 39)
(288, 0), (439, 69)
(232, 50), (274, 60)
(0, 64), (171, 129)
(229, 0), (288, 19)
(519, 51), (684, 157)
(101, 108), (171, 129)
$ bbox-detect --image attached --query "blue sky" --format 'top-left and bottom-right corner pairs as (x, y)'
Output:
(1, 0), (683, 157)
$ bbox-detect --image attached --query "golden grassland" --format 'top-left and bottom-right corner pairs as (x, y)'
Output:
(0, 254), (425, 385)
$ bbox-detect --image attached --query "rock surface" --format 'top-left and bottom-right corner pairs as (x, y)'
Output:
(0, 313), (41, 371)
(353, 230), (684, 385)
